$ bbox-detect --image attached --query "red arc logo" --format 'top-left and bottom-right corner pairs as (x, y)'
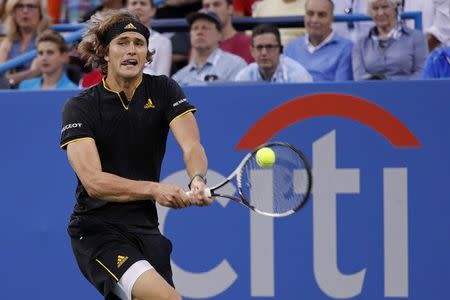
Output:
(237, 93), (421, 150)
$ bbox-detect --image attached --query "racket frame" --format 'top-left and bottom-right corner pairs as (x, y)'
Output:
(208, 142), (313, 217)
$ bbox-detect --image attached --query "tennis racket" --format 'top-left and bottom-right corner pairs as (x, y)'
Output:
(192, 142), (312, 217)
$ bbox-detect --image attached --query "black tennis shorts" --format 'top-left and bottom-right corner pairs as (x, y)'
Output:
(68, 215), (174, 299)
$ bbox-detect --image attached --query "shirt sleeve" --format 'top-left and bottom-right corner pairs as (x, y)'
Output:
(234, 68), (247, 81)
(352, 39), (371, 80)
(422, 53), (436, 79)
(163, 77), (196, 124)
(227, 57), (247, 81)
(284, 41), (295, 60)
(335, 41), (354, 81)
(60, 96), (96, 149)
(411, 31), (428, 79)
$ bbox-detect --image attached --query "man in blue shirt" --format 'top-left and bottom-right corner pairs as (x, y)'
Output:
(284, 0), (353, 81)
(235, 24), (312, 83)
(422, 46), (450, 79)
(172, 11), (247, 85)
(19, 30), (78, 90)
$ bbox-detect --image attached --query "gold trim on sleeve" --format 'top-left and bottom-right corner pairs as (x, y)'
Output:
(60, 137), (95, 149)
(169, 109), (197, 126)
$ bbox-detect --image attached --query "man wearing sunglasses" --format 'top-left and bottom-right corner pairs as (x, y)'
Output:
(235, 24), (312, 83)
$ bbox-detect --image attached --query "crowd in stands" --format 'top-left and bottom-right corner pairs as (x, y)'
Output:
(0, 0), (448, 90)
(172, 10), (247, 84)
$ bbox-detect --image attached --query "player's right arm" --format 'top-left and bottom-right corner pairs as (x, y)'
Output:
(66, 139), (190, 208)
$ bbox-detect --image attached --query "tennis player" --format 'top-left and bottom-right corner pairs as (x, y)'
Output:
(60, 11), (212, 300)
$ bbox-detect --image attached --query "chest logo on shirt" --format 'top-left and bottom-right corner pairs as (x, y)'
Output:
(144, 98), (155, 109)
(117, 255), (128, 268)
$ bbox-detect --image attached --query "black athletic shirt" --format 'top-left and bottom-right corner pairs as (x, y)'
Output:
(60, 74), (196, 231)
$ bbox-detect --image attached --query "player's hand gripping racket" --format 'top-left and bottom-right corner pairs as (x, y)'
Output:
(192, 142), (312, 217)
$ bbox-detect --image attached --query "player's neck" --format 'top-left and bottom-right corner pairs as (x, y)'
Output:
(105, 75), (142, 101)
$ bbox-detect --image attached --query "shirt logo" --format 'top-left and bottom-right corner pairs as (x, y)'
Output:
(124, 23), (137, 30)
(61, 123), (82, 133)
(173, 98), (187, 107)
(144, 98), (155, 109)
(117, 255), (128, 268)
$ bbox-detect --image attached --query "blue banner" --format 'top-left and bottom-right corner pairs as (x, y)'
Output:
(0, 80), (449, 299)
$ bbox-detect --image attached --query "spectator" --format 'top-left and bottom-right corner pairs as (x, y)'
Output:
(81, 0), (125, 22)
(404, 0), (450, 51)
(352, 0), (427, 80)
(172, 11), (247, 85)
(18, 30), (78, 89)
(284, 0), (353, 81)
(203, 0), (253, 63)
(235, 24), (312, 82)
(127, 0), (172, 76)
(422, 46), (450, 78)
(332, 0), (372, 43)
(154, 0), (203, 75)
(252, 0), (306, 45)
(0, 0), (52, 88)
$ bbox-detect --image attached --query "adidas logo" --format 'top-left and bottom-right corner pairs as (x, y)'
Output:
(117, 255), (128, 268)
(124, 23), (137, 30)
(144, 98), (155, 109)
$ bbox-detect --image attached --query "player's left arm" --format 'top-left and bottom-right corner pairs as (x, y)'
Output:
(170, 112), (212, 206)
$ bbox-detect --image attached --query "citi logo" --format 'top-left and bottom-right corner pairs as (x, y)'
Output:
(160, 93), (421, 299)
(237, 93), (420, 298)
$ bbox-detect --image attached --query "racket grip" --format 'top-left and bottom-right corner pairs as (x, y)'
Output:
(186, 188), (211, 197)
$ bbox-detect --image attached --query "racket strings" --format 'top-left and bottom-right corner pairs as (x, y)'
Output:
(239, 145), (311, 215)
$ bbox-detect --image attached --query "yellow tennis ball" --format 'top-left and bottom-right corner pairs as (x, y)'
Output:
(256, 147), (276, 168)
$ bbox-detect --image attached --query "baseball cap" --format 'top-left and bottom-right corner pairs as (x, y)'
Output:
(186, 11), (222, 31)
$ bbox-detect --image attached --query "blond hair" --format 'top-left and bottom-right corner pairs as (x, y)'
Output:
(78, 10), (153, 75)
(4, 0), (51, 41)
